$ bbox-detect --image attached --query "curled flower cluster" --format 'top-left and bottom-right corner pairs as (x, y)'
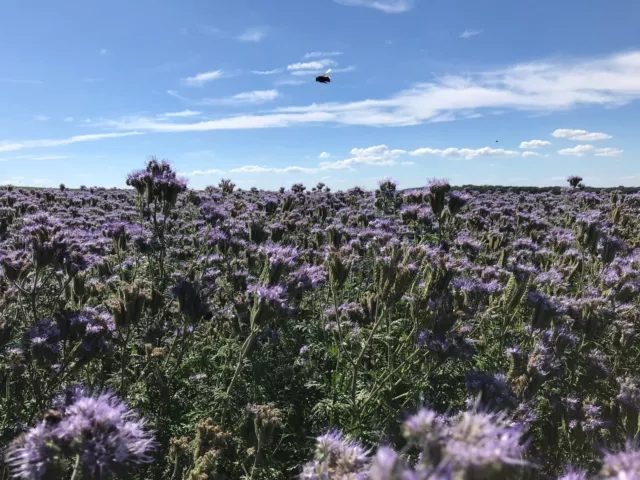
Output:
(7, 390), (155, 479)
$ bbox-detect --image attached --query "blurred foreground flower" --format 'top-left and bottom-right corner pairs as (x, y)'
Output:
(7, 390), (155, 479)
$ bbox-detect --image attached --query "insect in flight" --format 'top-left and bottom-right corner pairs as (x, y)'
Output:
(315, 68), (332, 84)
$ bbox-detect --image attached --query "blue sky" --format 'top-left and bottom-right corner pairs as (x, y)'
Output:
(1, 0), (639, 190)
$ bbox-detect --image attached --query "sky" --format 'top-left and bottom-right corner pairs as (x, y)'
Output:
(1, 0), (639, 191)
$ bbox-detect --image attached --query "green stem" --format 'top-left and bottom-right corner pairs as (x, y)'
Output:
(69, 455), (81, 480)
(350, 307), (385, 408)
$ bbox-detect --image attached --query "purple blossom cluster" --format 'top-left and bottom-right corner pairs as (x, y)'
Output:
(0, 165), (640, 479)
(7, 390), (155, 479)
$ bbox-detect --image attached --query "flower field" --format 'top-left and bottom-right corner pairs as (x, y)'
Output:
(1, 159), (640, 479)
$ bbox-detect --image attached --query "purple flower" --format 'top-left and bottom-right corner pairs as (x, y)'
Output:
(558, 467), (588, 480)
(260, 243), (299, 268)
(601, 442), (640, 479)
(247, 284), (288, 308)
(288, 264), (327, 292)
(465, 371), (516, 410)
(8, 392), (155, 478)
(444, 409), (527, 471)
(302, 430), (369, 479)
(428, 178), (451, 195)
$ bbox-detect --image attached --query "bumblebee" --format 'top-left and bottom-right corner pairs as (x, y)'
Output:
(315, 68), (332, 84)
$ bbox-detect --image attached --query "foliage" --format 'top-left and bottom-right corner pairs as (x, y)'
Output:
(1, 163), (640, 479)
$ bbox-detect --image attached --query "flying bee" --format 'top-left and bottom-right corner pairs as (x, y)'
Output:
(315, 68), (332, 84)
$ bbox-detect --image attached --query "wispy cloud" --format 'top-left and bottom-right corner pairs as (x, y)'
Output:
(15, 155), (70, 161)
(34, 115), (49, 122)
(252, 68), (283, 75)
(100, 48), (108, 55)
(409, 147), (520, 160)
(557, 145), (623, 157)
(460, 29), (483, 39)
(519, 139), (551, 149)
(290, 70), (324, 77)
(160, 110), (201, 118)
(81, 77), (104, 83)
(235, 27), (268, 42)
(522, 151), (541, 157)
(231, 165), (318, 174)
(167, 90), (187, 101)
(319, 152), (331, 159)
(0, 78), (43, 85)
(304, 52), (343, 59)
(594, 147), (624, 157)
(201, 89), (280, 106)
(334, 0), (413, 13)
(182, 70), (225, 87)
(275, 79), (307, 86)
(95, 50), (640, 134)
(333, 66), (357, 73)
(64, 117), (74, 122)
(0, 132), (143, 154)
(287, 60), (336, 72)
(552, 129), (612, 141)
(184, 168), (225, 177)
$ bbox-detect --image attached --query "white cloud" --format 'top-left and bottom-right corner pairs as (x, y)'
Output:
(34, 115), (49, 121)
(460, 29), (483, 39)
(552, 129), (612, 141)
(334, 0), (413, 13)
(82, 77), (104, 83)
(557, 145), (623, 157)
(231, 165), (318, 174)
(290, 70), (323, 77)
(594, 147), (623, 157)
(182, 70), (224, 87)
(185, 168), (225, 177)
(522, 151), (541, 157)
(97, 50), (640, 134)
(167, 90), (187, 101)
(319, 152), (331, 159)
(557, 144), (595, 156)
(402, 161), (416, 166)
(252, 68), (283, 75)
(235, 27), (268, 42)
(621, 174), (640, 180)
(160, 110), (201, 117)
(304, 52), (343, 59)
(319, 145), (405, 170)
(2, 154), (70, 161)
(0, 78), (43, 85)
(64, 117), (74, 122)
(21, 155), (69, 161)
(409, 146), (520, 160)
(202, 89), (280, 106)
(276, 79), (307, 86)
(287, 60), (336, 71)
(100, 48), (108, 55)
(519, 139), (551, 149)
(333, 66), (357, 73)
(0, 132), (143, 153)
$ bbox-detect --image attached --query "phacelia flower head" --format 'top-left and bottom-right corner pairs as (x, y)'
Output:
(8, 391), (155, 479)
